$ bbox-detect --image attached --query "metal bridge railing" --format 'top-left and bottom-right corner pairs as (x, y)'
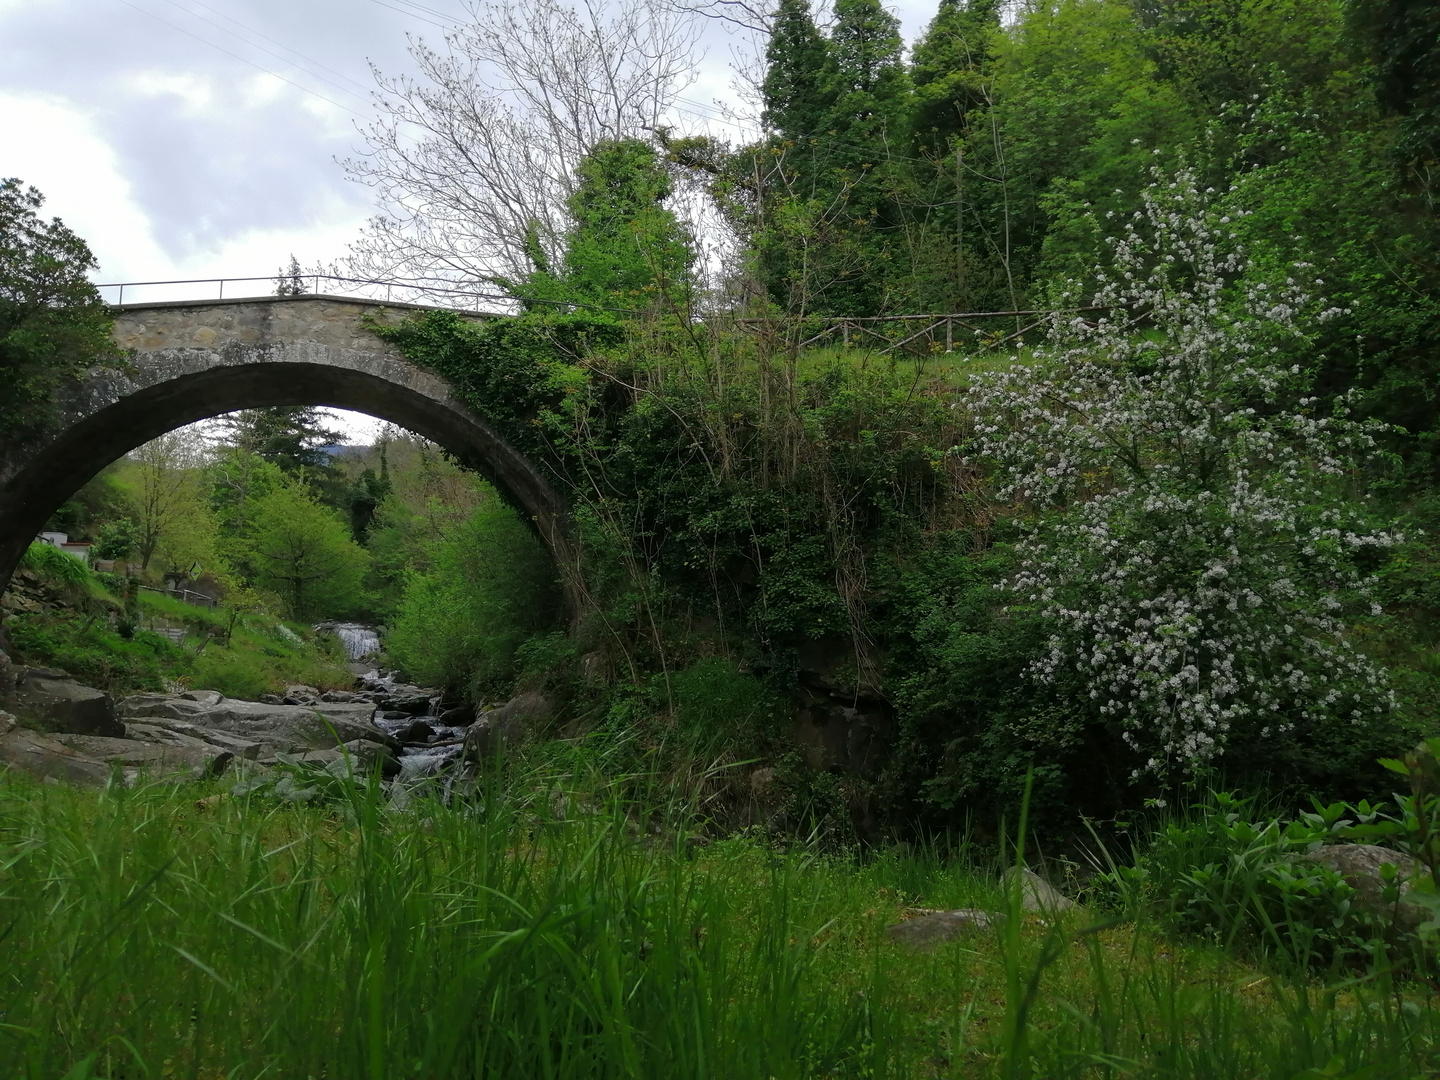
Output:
(95, 273), (521, 312)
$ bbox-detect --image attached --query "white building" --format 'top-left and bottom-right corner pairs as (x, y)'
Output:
(36, 532), (93, 563)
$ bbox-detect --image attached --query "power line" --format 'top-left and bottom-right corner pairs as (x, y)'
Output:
(155, 0), (377, 100)
(379, 0), (467, 25)
(369, 0), (456, 30)
(114, 0), (365, 118)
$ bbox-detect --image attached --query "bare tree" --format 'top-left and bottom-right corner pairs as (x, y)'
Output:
(345, 0), (704, 293)
(663, 0), (776, 35)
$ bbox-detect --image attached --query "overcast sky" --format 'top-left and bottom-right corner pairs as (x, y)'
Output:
(1, 0), (938, 441)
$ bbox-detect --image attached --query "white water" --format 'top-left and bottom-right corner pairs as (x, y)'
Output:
(315, 622), (381, 660)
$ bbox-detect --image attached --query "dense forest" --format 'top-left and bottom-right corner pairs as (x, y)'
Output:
(354, 0), (1440, 827)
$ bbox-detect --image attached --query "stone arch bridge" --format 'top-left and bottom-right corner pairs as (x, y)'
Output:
(0, 295), (573, 602)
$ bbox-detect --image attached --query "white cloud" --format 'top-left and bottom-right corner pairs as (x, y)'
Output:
(0, 93), (170, 282)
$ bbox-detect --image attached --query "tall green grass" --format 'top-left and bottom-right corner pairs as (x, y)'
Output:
(1, 753), (1437, 1078)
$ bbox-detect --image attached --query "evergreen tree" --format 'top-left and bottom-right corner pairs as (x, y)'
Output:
(216, 407), (343, 475)
(827, 0), (907, 107)
(909, 0), (999, 151)
(813, 0), (912, 315)
(273, 254), (309, 297)
(348, 443), (391, 544)
(0, 179), (120, 439)
(761, 0), (835, 141)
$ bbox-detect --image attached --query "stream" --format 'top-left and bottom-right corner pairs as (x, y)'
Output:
(315, 623), (469, 782)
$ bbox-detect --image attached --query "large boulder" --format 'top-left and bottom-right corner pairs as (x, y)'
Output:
(124, 718), (262, 760)
(374, 688), (435, 716)
(51, 732), (232, 780)
(0, 648), (17, 696)
(463, 691), (553, 760)
(0, 710), (114, 785)
(3, 667), (124, 737)
(1003, 868), (1075, 913)
(1302, 843), (1432, 936)
(119, 693), (397, 757)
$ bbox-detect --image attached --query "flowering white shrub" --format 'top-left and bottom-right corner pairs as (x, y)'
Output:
(967, 169), (1397, 779)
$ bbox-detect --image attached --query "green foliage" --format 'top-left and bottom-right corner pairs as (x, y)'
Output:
(1102, 789), (1433, 967)
(761, 0), (835, 140)
(4, 581), (349, 696)
(909, 0), (998, 151)
(0, 179), (120, 440)
(387, 499), (559, 698)
(1349, 0), (1440, 193)
(523, 139), (695, 311)
(113, 431), (227, 576)
(884, 539), (1110, 824)
(248, 478), (372, 620)
(356, 434), (490, 615)
(18, 542), (93, 589)
(91, 518), (138, 561)
(215, 406), (342, 475)
(670, 657), (787, 743)
(43, 466), (128, 543)
(370, 308), (612, 466)
(207, 447), (287, 582)
(5, 615), (183, 693)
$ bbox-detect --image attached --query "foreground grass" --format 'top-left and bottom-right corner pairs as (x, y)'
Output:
(1, 761), (1437, 1079)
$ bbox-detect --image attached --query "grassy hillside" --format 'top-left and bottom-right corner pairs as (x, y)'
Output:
(3, 543), (350, 698)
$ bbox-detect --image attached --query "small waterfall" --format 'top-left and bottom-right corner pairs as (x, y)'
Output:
(314, 622), (381, 660)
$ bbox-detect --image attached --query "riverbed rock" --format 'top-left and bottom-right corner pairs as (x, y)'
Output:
(2, 667), (124, 737)
(886, 909), (992, 950)
(119, 693), (397, 756)
(436, 705), (471, 728)
(261, 738), (400, 778)
(0, 648), (17, 696)
(0, 712), (113, 785)
(313, 701), (380, 725)
(331, 739), (401, 778)
(123, 719), (262, 760)
(283, 684), (319, 705)
(1302, 843), (1431, 936)
(374, 688), (435, 715)
(395, 719), (436, 745)
(1003, 868), (1075, 913)
(463, 691), (553, 759)
(51, 733), (232, 779)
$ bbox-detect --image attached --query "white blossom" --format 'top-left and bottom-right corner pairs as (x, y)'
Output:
(961, 168), (1397, 779)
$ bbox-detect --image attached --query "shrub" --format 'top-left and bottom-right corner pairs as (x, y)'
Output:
(670, 657), (786, 744)
(5, 616), (183, 692)
(387, 499), (559, 698)
(969, 169), (1397, 782)
(18, 541), (92, 588)
(1103, 790), (1423, 967)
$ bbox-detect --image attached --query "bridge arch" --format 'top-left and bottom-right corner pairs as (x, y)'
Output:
(0, 295), (575, 603)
